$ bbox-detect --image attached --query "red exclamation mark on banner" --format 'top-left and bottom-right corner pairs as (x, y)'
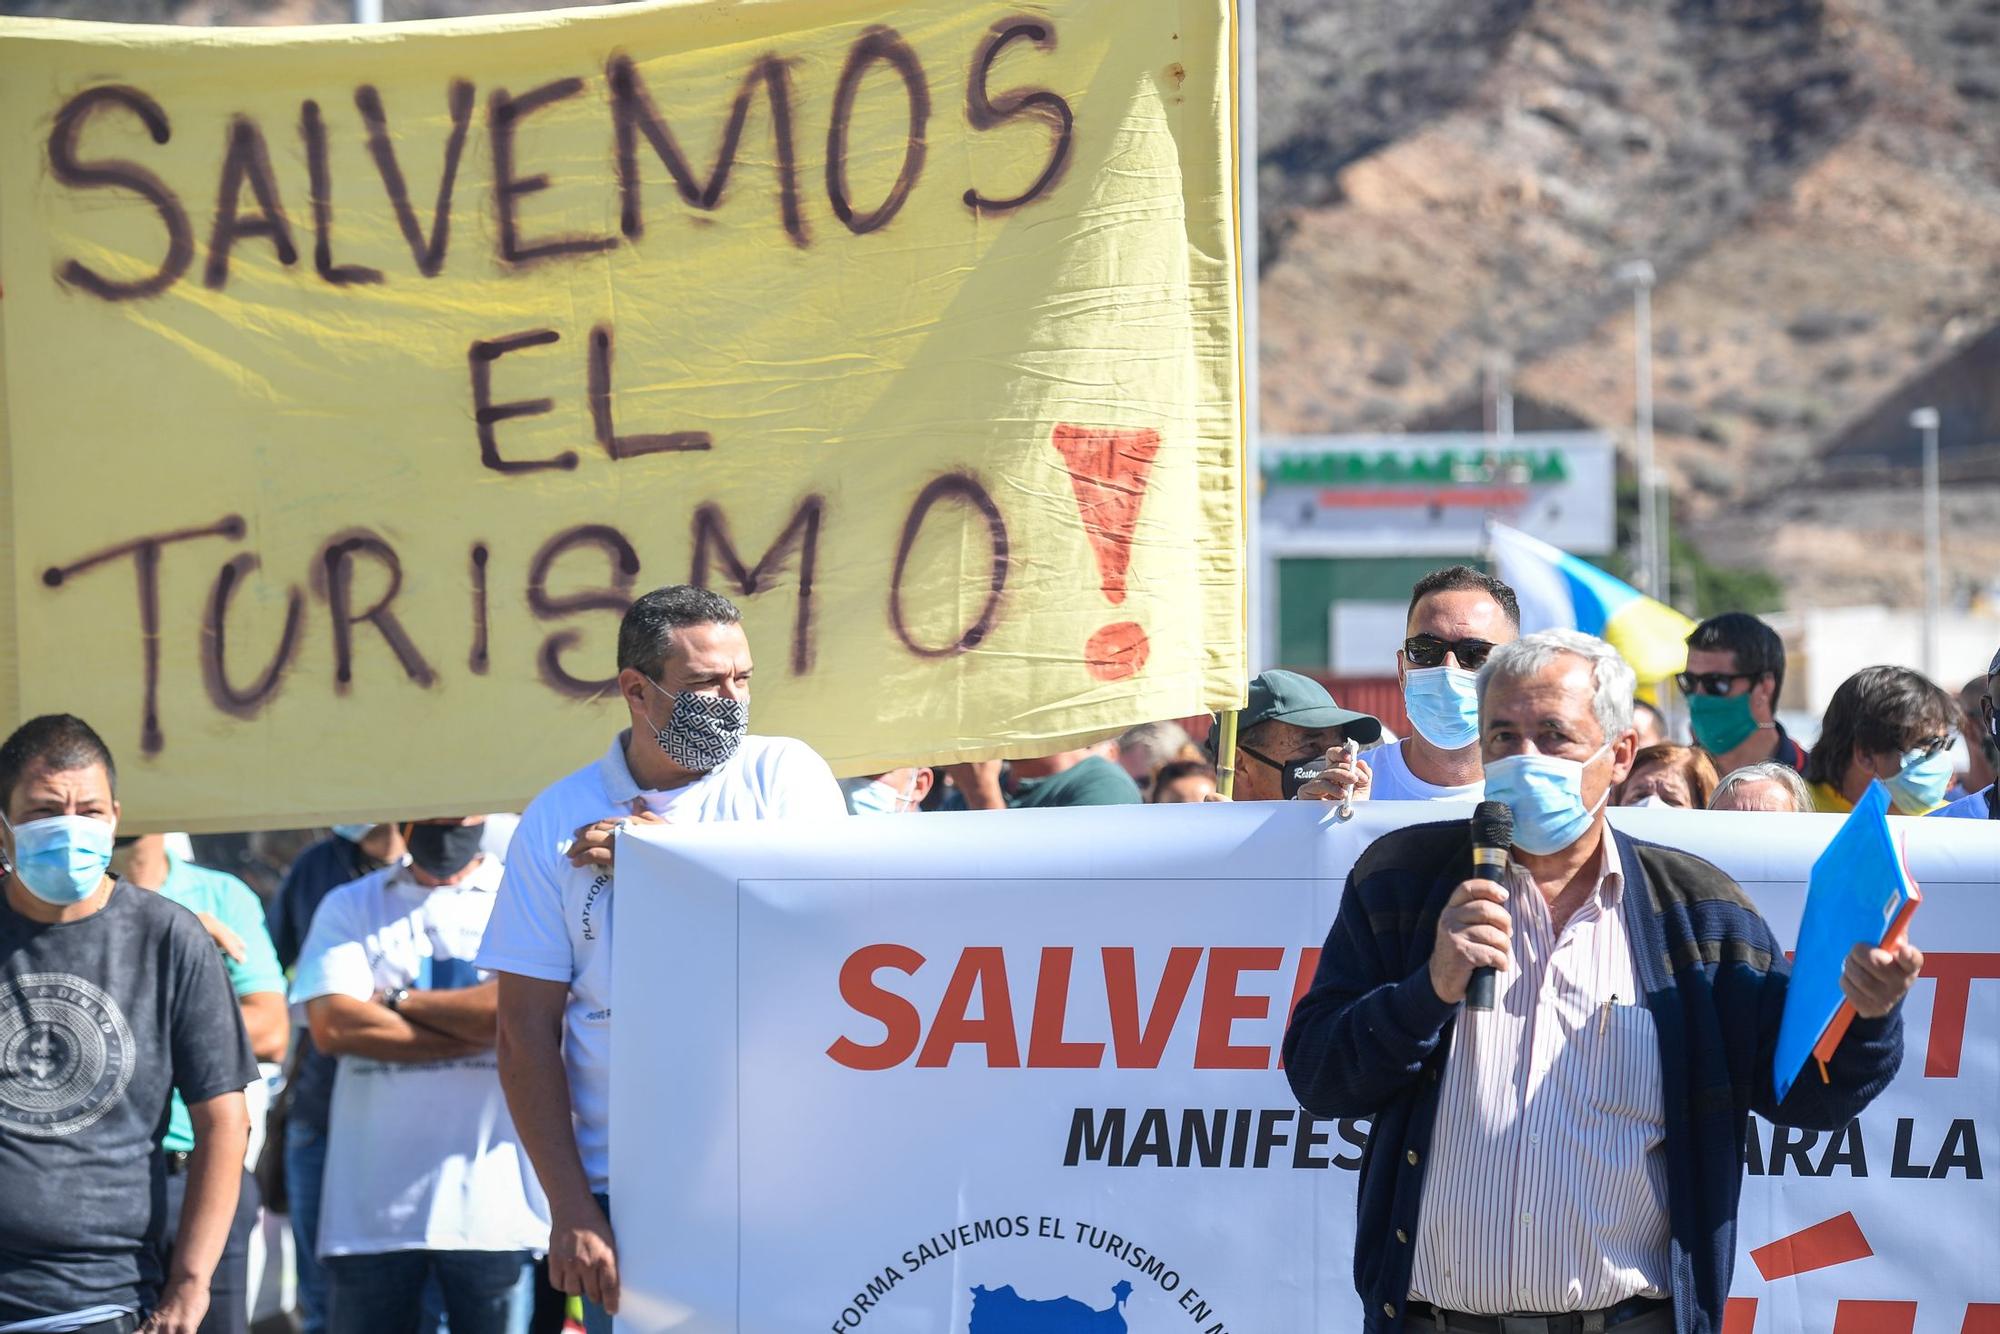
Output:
(1052, 424), (1163, 682)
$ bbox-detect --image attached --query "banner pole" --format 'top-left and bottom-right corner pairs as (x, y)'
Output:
(1238, 0), (1263, 674)
(1216, 710), (1241, 799)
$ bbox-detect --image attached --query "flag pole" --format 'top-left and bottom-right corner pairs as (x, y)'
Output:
(1219, 0), (1252, 804)
(1216, 711), (1242, 799)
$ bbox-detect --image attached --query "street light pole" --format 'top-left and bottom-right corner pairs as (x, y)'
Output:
(1488, 354), (1514, 441)
(1616, 260), (1658, 597)
(354, 0), (381, 23)
(1912, 406), (1942, 678)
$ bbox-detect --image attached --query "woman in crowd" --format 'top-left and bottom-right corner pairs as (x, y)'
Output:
(1802, 666), (1958, 815)
(1148, 759), (1219, 804)
(1615, 742), (1719, 809)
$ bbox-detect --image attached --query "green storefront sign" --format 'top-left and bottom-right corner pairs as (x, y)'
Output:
(1263, 449), (1570, 488)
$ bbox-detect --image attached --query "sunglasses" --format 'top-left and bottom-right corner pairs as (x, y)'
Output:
(1675, 671), (1759, 697)
(1901, 734), (1953, 764)
(1403, 635), (1497, 670)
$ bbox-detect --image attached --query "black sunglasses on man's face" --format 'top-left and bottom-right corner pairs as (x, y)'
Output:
(1676, 671), (1759, 698)
(1403, 635), (1497, 670)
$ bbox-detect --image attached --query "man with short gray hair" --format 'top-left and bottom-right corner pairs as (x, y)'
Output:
(1114, 720), (1194, 793)
(479, 586), (844, 1333)
(1710, 763), (1815, 814)
(1285, 629), (1919, 1334)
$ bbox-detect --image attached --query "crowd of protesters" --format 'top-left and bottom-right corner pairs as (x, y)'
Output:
(0, 569), (1991, 1334)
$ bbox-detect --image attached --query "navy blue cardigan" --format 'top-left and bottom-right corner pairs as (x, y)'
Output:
(1281, 821), (1903, 1334)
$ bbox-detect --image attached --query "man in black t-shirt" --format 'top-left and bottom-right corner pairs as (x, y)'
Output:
(0, 715), (256, 1334)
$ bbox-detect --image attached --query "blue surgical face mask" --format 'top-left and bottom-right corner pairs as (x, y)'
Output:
(1883, 744), (1955, 815)
(1482, 742), (1612, 855)
(841, 775), (915, 816)
(1403, 666), (1482, 751)
(4, 814), (116, 906)
(331, 824), (375, 842)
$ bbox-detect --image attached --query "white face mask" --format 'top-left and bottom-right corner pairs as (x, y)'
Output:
(1632, 793), (1674, 809)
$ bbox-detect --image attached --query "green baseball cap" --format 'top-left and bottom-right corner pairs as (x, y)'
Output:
(1240, 670), (1383, 743)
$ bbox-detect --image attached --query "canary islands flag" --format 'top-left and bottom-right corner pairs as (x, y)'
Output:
(1488, 521), (1695, 685)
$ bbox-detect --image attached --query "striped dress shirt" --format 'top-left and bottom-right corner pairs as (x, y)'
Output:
(1409, 834), (1670, 1313)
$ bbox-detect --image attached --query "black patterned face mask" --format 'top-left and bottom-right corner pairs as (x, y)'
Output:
(645, 680), (748, 772)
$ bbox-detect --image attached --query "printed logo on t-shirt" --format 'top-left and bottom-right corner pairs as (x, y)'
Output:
(580, 870), (610, 942)
(0, 972), (137, 1137)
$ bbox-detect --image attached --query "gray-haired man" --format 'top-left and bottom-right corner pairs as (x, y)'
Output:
(1710, 763), (1814, 814)
(1285, 630), (1918, 1333)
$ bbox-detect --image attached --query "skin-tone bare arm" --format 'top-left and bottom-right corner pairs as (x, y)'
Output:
(238, 992), (289, 1063)
(144, 1092), (249, 1334)
(497, 972), (619, 1314)
(306, 994), (484, 1064)
(943, 760), (1007, 810)
(390, 980), (499, 1046)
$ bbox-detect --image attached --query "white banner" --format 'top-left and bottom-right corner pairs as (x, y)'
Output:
(610, 802), (2000, 1333)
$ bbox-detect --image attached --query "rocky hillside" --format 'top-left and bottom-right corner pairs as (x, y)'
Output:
(1257, 0), (2000, 614)
(8, 0), (1999, 612)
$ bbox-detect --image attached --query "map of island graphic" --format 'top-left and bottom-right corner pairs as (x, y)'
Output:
(969, 1280), (1135, 1334)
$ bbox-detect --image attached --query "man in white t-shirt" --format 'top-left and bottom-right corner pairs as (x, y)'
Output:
(477, 586), (844, 1333)
(290, 817), (548, 1334)
(1366, 565), (1520, 804)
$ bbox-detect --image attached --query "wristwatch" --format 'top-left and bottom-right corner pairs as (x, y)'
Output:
(383, 987), (411, 1012)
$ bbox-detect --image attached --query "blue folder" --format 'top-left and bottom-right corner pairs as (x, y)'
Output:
(1772, 781), (1919, 1103)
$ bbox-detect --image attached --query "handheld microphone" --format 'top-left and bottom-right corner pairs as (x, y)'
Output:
(1464, 800), (1514, 1012)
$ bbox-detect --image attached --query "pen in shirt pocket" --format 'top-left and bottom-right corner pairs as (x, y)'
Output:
(1599, 994), (1618, 1036)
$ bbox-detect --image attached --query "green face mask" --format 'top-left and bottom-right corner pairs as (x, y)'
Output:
(1688, 690), (1761, 755)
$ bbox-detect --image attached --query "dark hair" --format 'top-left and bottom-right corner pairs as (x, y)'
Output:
(1407, 565), (1520, 629)
(920, 767), (949, 813)
(616, 586), (742, 680)
(1802, 666), (1955, 788)
(0, 714), (117, 814)
(1148, 758), (1218, 801)
(1962, 677), (2000, 771)
(1686, 611), (1786, 708)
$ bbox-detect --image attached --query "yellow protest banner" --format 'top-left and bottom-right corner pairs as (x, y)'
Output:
(0, 0), (1243, 831)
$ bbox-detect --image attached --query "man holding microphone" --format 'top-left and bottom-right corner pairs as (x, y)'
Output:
(1283, 630), (1921, 1334)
